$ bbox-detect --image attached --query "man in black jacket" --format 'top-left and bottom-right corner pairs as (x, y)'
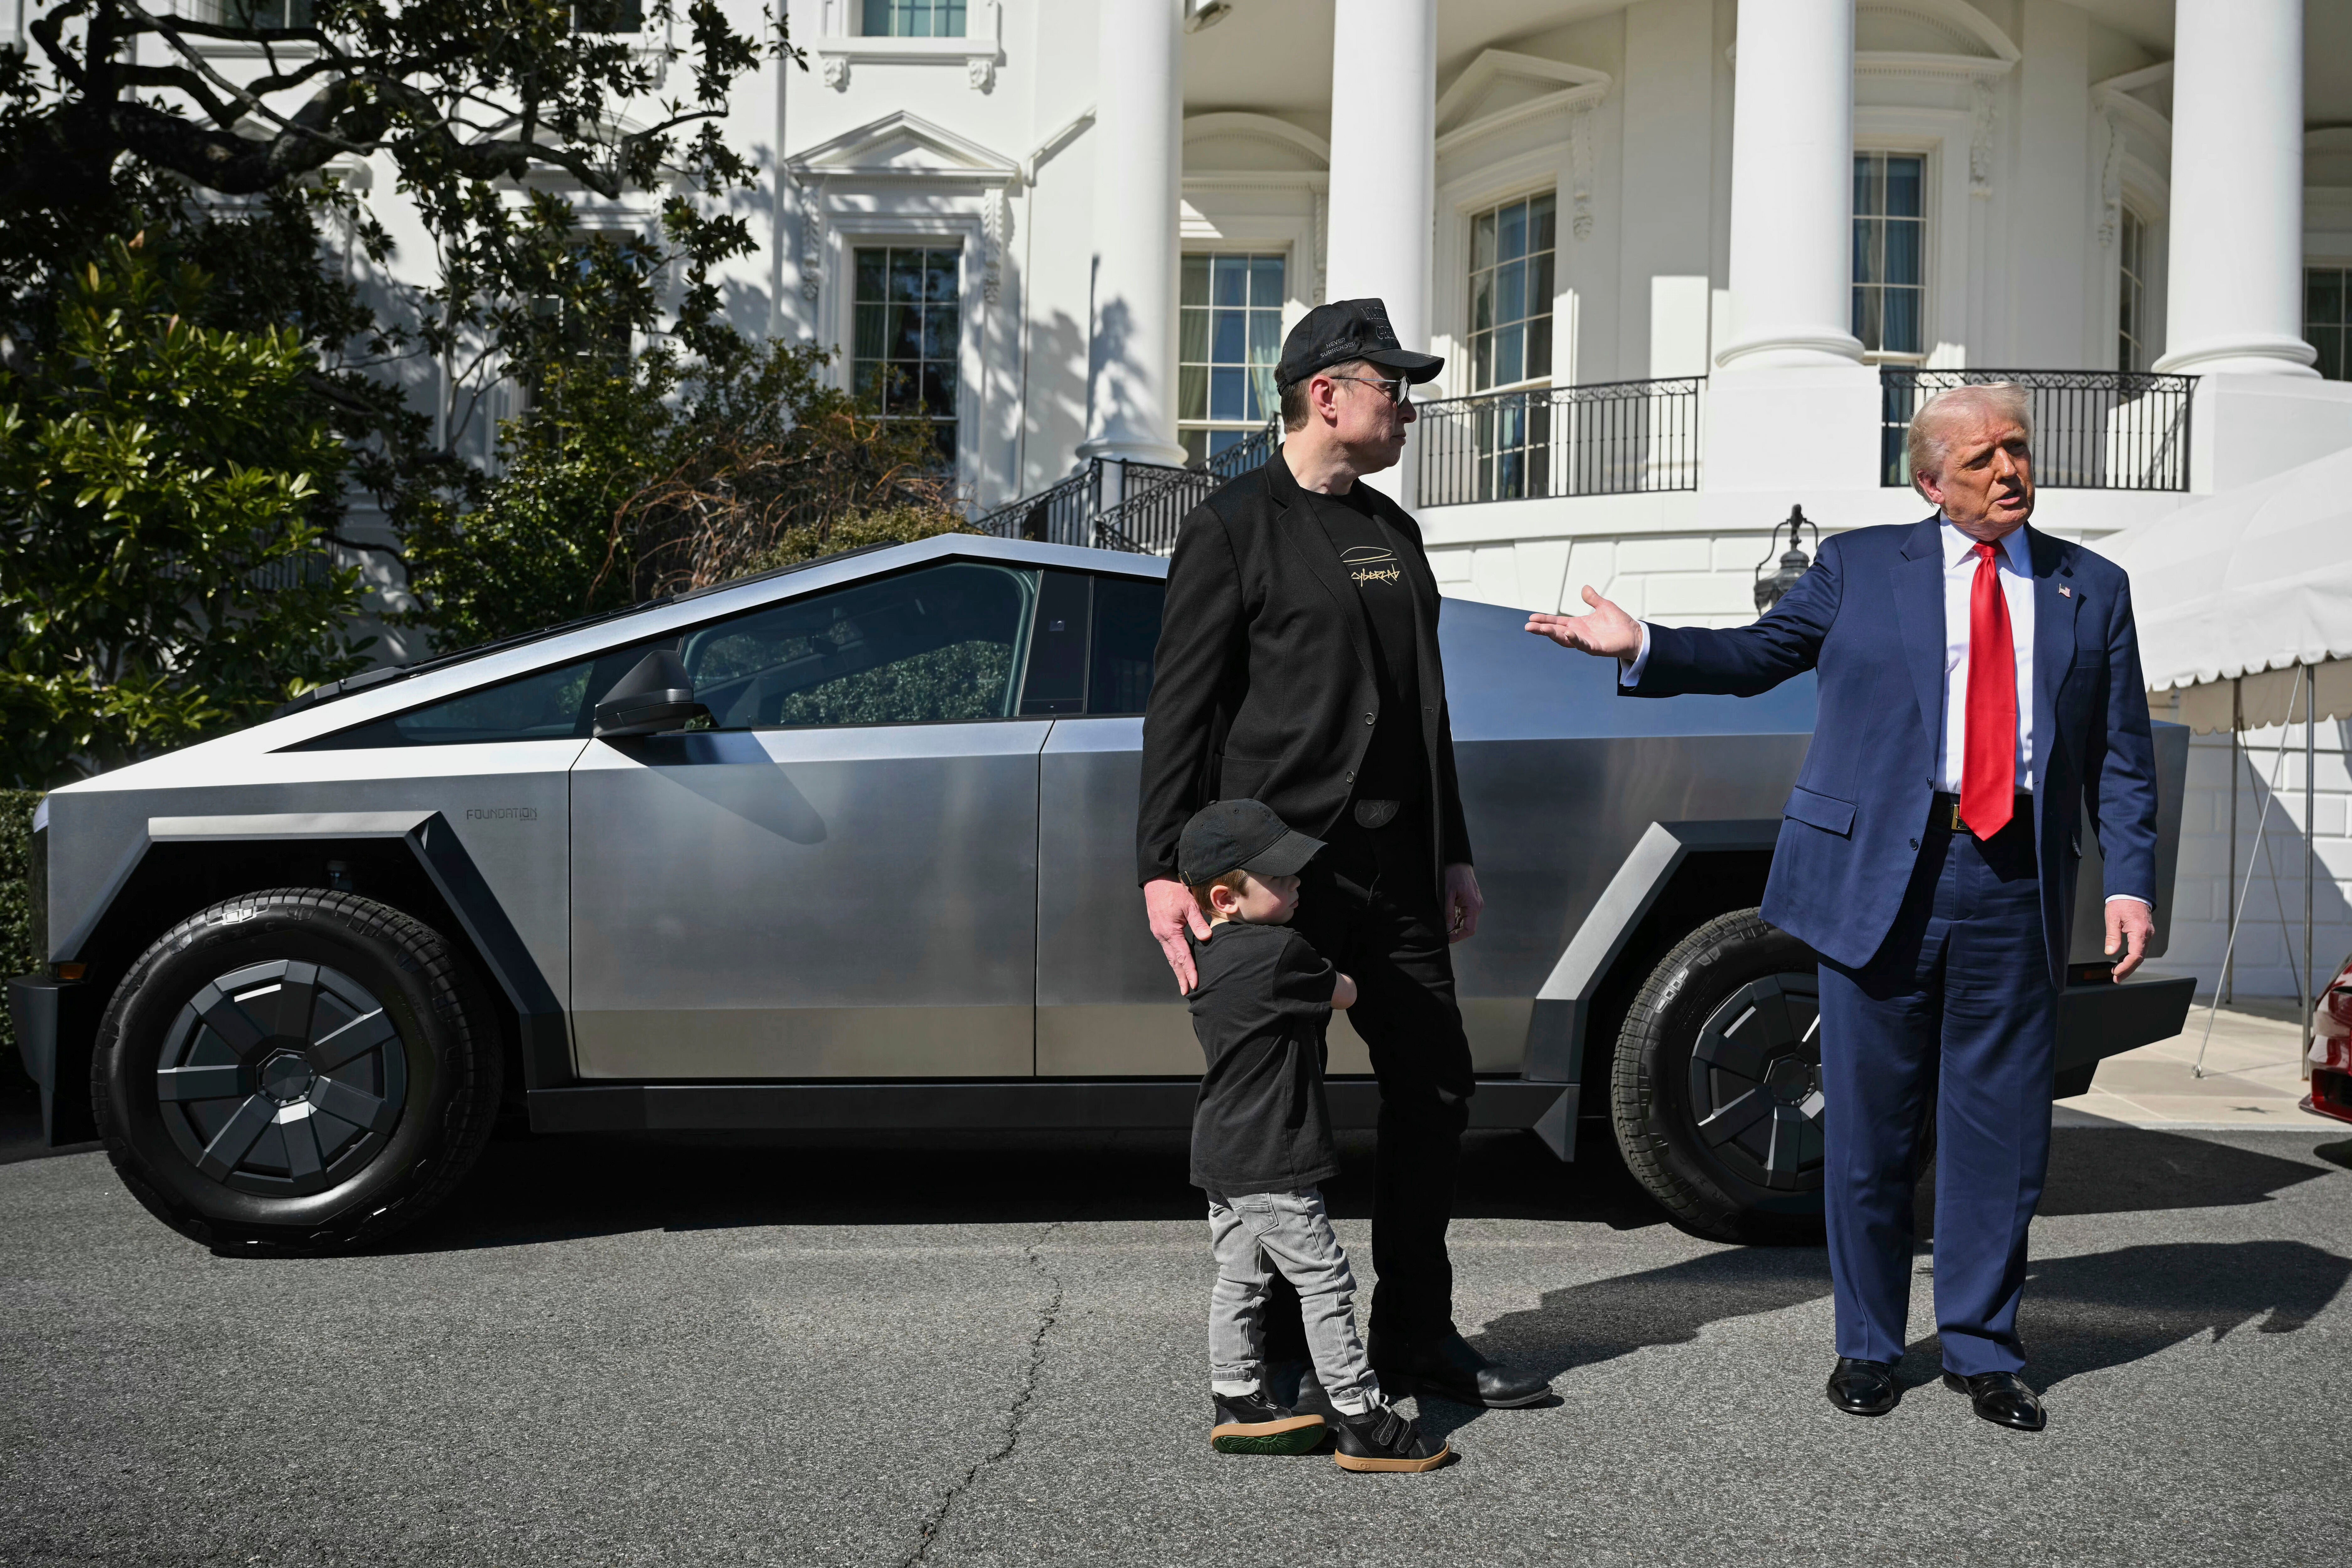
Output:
(1137, 298), (1551, 1410)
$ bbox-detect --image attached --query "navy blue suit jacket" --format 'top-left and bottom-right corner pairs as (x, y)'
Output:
(1628, 516), (2160, 988)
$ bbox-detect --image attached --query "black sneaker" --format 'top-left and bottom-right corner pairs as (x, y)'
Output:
(1210, 1392), (1327, 1455)
(1331, 1402), (1454, 1473)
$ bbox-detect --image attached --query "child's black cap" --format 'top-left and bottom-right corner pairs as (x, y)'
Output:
(1179, 799), (1325, 886)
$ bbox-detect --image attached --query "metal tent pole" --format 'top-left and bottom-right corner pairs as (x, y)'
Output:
(2196, 665), (2305, 1079)
(2226, 678), (2241, 1004)
(2306, 664), (2317, 1067)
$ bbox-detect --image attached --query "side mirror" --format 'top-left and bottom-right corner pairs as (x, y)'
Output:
(593, 649), (712, 738)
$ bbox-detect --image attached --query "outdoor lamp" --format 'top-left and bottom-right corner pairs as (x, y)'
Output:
(1753, 506), (1818, 615)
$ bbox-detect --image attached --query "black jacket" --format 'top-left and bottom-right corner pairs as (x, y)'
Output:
(1136, 453), (1473, 891)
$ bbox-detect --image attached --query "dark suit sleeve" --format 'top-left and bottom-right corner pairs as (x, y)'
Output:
(2086, 573), (2161, 905)
(1434, 698), (1472, 868)
(1628, 533), (1845, 698)
(1137, 507), (1246, 885)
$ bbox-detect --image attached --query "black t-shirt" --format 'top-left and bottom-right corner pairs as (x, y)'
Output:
(1308, 486), (1427, 802)
(1185, 920), (1340, 1196)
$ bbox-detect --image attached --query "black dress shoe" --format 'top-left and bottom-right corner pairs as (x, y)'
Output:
(1825, 1357), (1900, 1416)
(1370, 1332), (1553, 1409)
(1943, 1370), (2046, 1432)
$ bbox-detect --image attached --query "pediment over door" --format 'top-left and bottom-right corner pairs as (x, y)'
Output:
(786, 111), (1019, 184)
(1434, 49), (1609, 151)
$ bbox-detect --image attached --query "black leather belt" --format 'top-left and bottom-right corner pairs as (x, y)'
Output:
(1930, 791), (2031, 836)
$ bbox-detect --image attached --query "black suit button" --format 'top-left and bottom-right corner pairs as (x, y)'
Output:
(1364, 712), (1376, 725)
(1345, 772), (1355, 784)
(1910, 838), (1920, 850)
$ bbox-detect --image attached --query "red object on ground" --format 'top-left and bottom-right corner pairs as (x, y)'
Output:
(2302, 952), (2352, 1125)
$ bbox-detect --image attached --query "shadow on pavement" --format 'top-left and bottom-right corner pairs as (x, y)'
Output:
(388, 1126), (1665, 1254)
(2037, 1128), (2335, 1217)
(2013, 1240), (2352, 1390)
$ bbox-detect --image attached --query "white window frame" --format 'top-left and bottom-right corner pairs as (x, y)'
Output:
(1850, 108), (1974, 367)
(822, 213), (987, 488)
(1461, 189), (1561, 395)
(1431, 154), (1573, 399)
(1850, 147), (1934, 366)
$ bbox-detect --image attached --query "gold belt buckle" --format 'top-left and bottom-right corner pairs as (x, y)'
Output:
(1950, 799), (1964, 832)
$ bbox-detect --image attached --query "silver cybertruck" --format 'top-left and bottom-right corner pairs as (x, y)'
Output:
(9, 535), (2195, 1251)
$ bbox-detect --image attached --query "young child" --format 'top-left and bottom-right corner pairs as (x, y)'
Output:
(1178, 798), (1453, 1474)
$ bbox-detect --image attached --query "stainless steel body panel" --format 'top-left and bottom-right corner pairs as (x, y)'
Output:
(43, 742), (583, 1007)
(31, 538), (2193, 1159)
(568, 722), (1047, 1078)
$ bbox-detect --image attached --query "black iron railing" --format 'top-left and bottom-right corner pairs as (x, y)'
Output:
(1093, 419), (1281, 555)
(972, 460), (1103, 546)
(1878, 368), (2194, 491)
(1415, 376), (1703, 507)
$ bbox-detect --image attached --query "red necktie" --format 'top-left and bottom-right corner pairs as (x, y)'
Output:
(1961, 540), (2016, 838)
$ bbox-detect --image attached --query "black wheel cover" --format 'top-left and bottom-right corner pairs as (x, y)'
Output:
(1683, 972), (1823, 1194)
(155, 960), (409, 1198)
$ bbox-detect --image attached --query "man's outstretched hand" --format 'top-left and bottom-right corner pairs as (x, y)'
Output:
(1145, 877), (1211, 993)
(1526, 586), (1644, 660)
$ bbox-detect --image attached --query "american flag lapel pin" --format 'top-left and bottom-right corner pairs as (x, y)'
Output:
(2059, 585), (2072, 597)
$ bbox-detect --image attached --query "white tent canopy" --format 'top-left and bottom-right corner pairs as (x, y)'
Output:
(2098, 444), (2352, 735)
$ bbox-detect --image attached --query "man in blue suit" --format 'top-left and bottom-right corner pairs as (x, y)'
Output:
(1527, 383), (2159, 1432)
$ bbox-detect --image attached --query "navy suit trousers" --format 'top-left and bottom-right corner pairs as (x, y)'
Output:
(1816, 807), (2057, 1376)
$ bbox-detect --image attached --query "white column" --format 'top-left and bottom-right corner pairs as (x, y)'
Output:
(2153, 0), (2316, 377)
(1079, 0), (1188, 470)
(1715, 0), (1862, 369)
(1324, 0), (1435, 506)
(1323, 0), (1436, 351)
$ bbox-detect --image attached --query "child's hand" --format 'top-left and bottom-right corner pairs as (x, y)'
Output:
(1332, 972), (1357, 1010)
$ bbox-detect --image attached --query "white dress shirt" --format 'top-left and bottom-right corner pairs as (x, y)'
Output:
(1615, 521), (2148, 908)
(1933, 519), (2034, 795)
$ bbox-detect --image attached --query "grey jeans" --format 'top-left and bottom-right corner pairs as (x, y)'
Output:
(1207, 1188), (1381, 1411)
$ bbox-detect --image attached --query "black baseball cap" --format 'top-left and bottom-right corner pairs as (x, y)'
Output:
(1178, 799), (1325, 886)
(1275, 297), (1445, 391)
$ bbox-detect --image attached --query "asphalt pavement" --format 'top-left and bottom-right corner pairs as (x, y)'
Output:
(2, 1112), (2347, 1568)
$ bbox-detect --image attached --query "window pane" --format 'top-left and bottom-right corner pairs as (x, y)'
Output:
(1211, 366), (1244, 421)
(1248, 309), (1281, 365)
(1182, 255), (1210, 308)
(855, 303), (885, 362)
(1212, 255), (1247, 307)
(689, 563), (1036, 729)
(1211, 308), (1245, 364)
(890, 250), (924, 301)
(1018, 570), (1092, 715)
(2311, 269), (2344, 327)
(1886, 156), (1923, 218)
(1854, 154), (1878, 217)
(1494, 322), (1524, 388)
(923, 303), (958, 361)
(1088, 576), (1165, 715)
(1531, 194), (1557, 255)
(856, 249), (887, 301)
(1180, 305), (1210, 365)
(1179, 363), (1208, 421)
(1883, 289), (1921, 356)
(1471, 211), (1495, 274)
(1498, 201), (1528, 263)
(1250, 256), (1284, 308)
(1527, 314), (1553, 381)
(1884, 221), (1921, 286)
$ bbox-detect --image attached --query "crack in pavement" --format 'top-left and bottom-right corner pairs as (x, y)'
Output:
(901, 1218), (1067, 1567)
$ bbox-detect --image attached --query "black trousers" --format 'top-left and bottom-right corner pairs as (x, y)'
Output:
(1263, 803), (1475, 1348)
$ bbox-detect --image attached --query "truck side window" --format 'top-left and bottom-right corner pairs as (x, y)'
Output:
(687, 561), (1041, 728)
(1088, 576), (1164, 714)
(298, 642), (663, 748)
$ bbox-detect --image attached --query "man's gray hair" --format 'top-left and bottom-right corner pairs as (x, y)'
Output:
(1906, 382), (2034, 499)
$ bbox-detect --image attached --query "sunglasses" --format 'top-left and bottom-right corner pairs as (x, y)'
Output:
(1326, 372), (1412, 408)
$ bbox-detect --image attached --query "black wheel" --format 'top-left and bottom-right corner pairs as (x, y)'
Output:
(93, 890), (501, 1252)
(1612, 908), (1827, 1244)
